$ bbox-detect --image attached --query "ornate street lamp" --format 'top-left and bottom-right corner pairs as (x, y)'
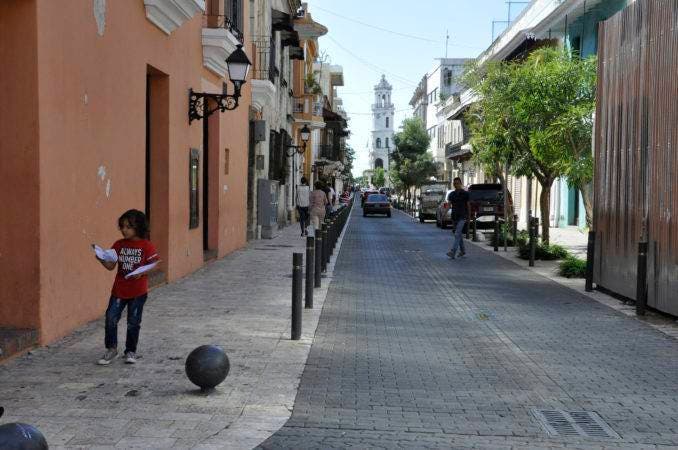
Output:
(188, 44), (252, 123)
(286, 124), (311, 157)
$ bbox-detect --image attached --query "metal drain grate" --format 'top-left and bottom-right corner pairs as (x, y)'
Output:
(531, 409), (620, 439)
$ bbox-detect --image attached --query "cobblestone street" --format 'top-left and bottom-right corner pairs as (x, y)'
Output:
(259, 208), (678, 449)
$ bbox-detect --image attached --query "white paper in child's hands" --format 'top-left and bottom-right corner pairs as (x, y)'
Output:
(124, 262), (158, 279)
(92, 244), (118, 262)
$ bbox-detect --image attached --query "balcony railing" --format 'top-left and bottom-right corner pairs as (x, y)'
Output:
(203, 14), (244, 43)
(318, 144), (339, 161)
(251, 35), (276, 83)
(292, 97), (324, 118)
(445, 142), (471, 159)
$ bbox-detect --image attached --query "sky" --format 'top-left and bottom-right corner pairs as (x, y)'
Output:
(306, 0), (528, 176)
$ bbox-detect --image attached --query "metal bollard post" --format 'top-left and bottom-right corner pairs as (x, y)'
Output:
(529, 216), (538, 267)
(291, 253), (303, 340)
(333, 216), (338, 247)
(321, 223), (328, 272)
(305, 236), (314, 308)
(636, 240), (648, 316)
(493, 215), (499, 252)
(585, 230), (595, 292)
(326, 219), (332, 257)
(503, 214), (508, 252)
(314, 232), (322, 288)
(472, 213), (478, 242)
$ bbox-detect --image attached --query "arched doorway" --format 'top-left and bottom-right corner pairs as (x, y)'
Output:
(375, 158), (384, 169)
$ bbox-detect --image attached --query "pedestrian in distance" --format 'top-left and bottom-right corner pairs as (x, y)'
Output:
(321, 180), (333, 217)
(309, 180), (328, 234)
(328, 184), (337, 206)
(296, 176), (311, 237)
(447, 177), (470, 260)
(94, 209), (160, 365)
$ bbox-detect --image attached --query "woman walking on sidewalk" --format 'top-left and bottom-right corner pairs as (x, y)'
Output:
(94, 209), (159, 365)
(309, 181), (328, 235)
(296, 177), (311, 237)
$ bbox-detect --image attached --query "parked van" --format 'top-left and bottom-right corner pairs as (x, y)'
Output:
(417, 182), (449, 222)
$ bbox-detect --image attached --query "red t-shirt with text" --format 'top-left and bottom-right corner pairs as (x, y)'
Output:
(111, 239), (159, 299)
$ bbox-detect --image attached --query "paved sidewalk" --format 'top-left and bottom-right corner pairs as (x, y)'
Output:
(260, 207), (678, 449)
(0, 220), (348, 449)
(549, 226), (588, 258)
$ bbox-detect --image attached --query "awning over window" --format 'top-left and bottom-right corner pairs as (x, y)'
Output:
(280, 30), (300, 48)
(272, 9), (294, 32)
(289, 46), (304, 60)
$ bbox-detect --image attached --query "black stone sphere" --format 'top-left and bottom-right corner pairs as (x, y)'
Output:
(0, 422), (48, 450)
(185, 345), (230, 390)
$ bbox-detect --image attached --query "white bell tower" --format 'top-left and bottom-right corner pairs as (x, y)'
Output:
(369, 75), (395, 179)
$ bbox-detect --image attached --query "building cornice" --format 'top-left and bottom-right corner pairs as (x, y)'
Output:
(144, 0), (205, 35)
(251, 80), (277, 112)
(202, 27), (241, 77)
(294, 14), (328, 40)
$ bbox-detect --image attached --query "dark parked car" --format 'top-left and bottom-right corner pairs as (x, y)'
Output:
(468, 183), (510, 228)
(361, 189), (379, 207)
(363, 194), (391, 217)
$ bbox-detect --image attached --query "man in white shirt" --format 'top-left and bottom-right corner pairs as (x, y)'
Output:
(295, 177), (311, 237)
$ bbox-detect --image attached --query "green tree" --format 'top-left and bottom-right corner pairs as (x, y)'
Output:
(342, 145), (356, 183)
(392, 118), (435, 206)
(542, 56), (597, 226)
(373, 167), (386, 188)
(354, 175), (367, 188)
(464, 48), (597, 242)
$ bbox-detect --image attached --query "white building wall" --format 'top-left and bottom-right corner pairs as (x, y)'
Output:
(424, 59), (472, 166)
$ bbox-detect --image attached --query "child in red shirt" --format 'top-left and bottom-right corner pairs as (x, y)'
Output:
(95, 209), (159, 365)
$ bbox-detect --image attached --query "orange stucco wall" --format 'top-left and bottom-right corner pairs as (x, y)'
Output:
(14, 0), (251, 344)
(0, 0), (41, 330)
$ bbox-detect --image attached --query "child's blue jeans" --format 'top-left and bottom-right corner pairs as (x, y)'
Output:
(104, 294), (147, 353)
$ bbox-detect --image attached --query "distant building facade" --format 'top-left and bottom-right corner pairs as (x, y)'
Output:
(369, 75), (395, 178)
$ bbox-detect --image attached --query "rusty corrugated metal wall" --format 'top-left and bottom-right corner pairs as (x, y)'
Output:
(594, 0), (678, 313)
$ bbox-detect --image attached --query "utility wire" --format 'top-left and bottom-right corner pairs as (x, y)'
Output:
(314, 5), (486, 50)
(325, 35), (418, 86)
(313, 5), (439, 43)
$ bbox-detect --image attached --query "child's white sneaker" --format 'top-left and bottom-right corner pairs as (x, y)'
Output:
(124, 352), (137, 364)
(97, 348), (118, 365)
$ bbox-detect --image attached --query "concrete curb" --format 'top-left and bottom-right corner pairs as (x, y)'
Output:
(217, 204), (355, 449)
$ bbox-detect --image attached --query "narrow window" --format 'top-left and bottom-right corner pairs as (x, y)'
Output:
(385, 116), (389, 128)
(385, 137), (389, 148)
(225, 0), (243, 34)
(189, 149), (200, 229)
(224, 148), (230, 174)
(376, 138), (381, 148)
